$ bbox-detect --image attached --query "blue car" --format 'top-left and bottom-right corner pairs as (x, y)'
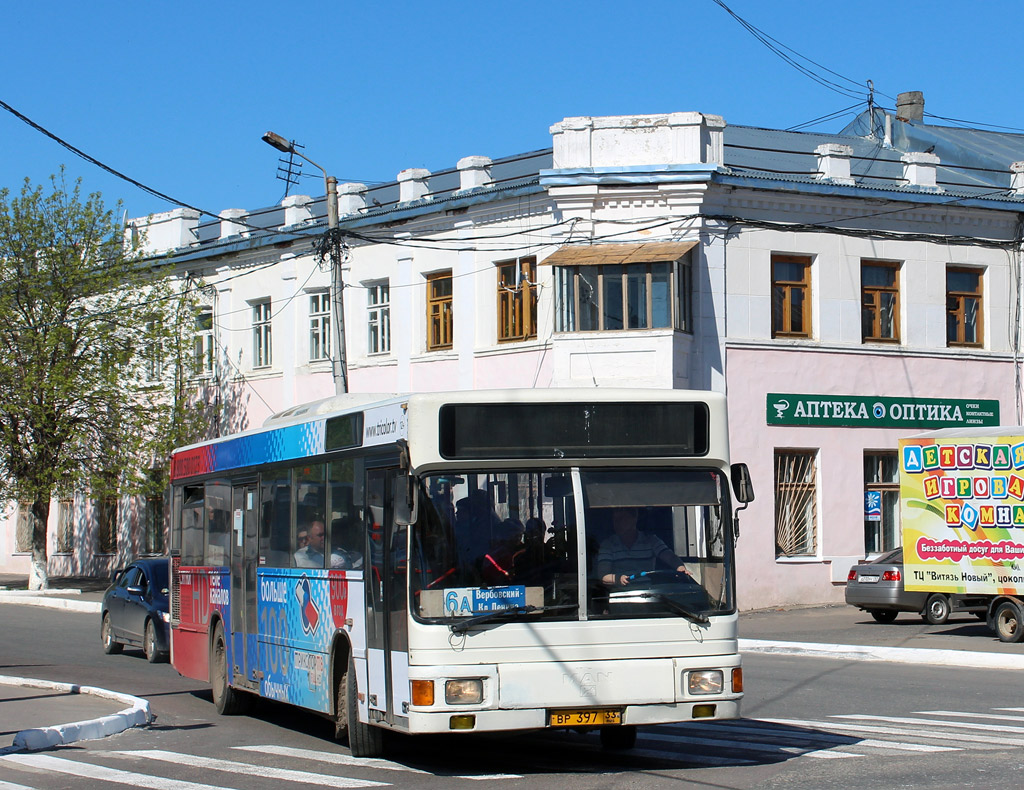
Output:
(100, 557), (171, 663)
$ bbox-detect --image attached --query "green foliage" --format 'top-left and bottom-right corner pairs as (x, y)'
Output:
(0, 171), (208, 513)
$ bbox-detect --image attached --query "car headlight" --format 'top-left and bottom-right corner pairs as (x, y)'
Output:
(687, 670), (724, 695)
(158, 611), (171, 623)
(445, 679), (483, 705)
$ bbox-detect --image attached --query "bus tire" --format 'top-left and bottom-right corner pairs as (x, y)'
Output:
(600, 725), (637, 750)
(994, 601), (1024, 643)
(101, 612), (123, 655)
(211, 622), (246, 715)
(337, 654), (384, 757)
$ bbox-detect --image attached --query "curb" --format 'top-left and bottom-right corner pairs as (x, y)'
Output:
(0, 675), (152, 754)
(739, 638), (1024, 670)
(0, 592), (101, 613)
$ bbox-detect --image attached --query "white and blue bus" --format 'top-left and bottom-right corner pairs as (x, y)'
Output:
(168, 388), (753, 755)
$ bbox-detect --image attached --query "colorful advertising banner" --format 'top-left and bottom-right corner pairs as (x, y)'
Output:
(901, 433), (1024, 595)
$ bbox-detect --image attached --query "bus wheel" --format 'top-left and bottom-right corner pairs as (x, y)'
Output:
(995, 601), (1024, 643)
(600, 725), (637, 750)
(211, 622), (245, 715)
(337, 655), (384, 757)
(101, 613), (123, 655)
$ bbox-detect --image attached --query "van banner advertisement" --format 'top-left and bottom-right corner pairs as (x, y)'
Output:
(900, 434), (1024, 595)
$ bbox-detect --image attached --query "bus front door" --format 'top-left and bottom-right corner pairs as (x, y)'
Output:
(231, 483), (259, 690)
(364, 466), (410, 728)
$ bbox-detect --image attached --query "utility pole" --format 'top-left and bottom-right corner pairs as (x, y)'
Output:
(262, 131), (348, 393)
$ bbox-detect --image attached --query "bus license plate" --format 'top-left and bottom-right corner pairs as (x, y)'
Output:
(549, 709), (621, 727)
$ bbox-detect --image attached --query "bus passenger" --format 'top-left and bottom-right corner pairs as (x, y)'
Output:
(596, 508), (688, 587)
(294, 518), (326, 568)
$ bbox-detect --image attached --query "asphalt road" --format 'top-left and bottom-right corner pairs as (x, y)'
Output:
(2, 603), (1023, 789)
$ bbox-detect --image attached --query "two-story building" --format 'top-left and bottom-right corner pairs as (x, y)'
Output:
(5, 92), (1023, 609)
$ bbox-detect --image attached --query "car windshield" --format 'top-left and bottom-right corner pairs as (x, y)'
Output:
(409, 468), (735, 624)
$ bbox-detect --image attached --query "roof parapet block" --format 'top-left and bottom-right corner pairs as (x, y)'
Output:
(1010, 162), (1024, 196)
(397, 168), (431, 203)
(457, 156), (493, 192)
(126, 207), (200, 255)
(814, 143), (855, 185)
(549, 112), (726, 170)
(338, 182), (368, 215)
(901, 151), (942, 191)
(219, 208), (248, 239)
(281, 194), (313, 227)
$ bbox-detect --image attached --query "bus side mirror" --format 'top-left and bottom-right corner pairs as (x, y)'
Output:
(394, 474), (418, 526)
(731, 463), (754, 504)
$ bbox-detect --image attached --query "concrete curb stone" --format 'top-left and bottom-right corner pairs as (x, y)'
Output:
(0, 675), (152, 754)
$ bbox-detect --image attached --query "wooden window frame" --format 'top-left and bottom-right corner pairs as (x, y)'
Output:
(946, 266), (984, 348)
(771, 254), (813, 339)
(367, 280), (391, 354)
(251, 299), (273, 368)
(497, 257), (538, 342)
(194, 307), (215, 376)
(861, 260), (901, 343)
(426, 271), (453, 351)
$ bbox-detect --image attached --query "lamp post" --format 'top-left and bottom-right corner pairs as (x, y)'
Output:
(262, 131), (347, 394)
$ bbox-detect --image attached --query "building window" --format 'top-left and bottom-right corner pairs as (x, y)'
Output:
(367, 281), (391, 354)
(15, 502), (32, 552)
(56, 500), (74, 553)
(774, 450), (818, 557)
(426, 272), (453, 350)
(194, 307), (214, 375)
(97, 498), (117, 555)
(497, 257), (538, 342)
(144, 319), (163, 383)
(862, 261), (900, 343)
(309, 291), (331, 362)
(251, 299), (272, 368)
(555, 258), (690, 332)
(771, 254), (812, 338)
(947, 267), (983, 347)
(864, 453), (899, 556)
(145, 492), (165, 555)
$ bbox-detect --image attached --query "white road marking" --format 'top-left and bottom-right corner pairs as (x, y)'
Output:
(641, 730), (863, 759)
(2, 754), (232, 790)
(112, 750), (388, 787)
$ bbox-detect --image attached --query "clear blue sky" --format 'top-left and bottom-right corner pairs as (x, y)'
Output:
(3, 1), (1020, 222)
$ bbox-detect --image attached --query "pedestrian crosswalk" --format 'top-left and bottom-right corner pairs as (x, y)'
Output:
(4, 707), (1024, 786)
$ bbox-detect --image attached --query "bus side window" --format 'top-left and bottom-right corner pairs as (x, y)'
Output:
(329, 459), (362, 569)
(181, 486), (204, 565)
(259, 466), (292, 568)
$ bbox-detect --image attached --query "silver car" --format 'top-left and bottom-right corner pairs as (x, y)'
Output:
(845, 548), (988, 624)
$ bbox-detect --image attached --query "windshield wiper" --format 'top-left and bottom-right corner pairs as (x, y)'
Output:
(634, 592), (710, 625)
(449, 604), (577, 635)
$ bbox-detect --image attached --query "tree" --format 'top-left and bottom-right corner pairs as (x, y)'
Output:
(0, 172), (207, 589)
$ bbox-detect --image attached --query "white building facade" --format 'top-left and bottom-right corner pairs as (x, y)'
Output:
(4, 99), (1022, 610)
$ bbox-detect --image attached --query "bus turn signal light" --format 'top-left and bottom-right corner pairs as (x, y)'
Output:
(411, 680), (434, 706)
(732, 667), (743, 693)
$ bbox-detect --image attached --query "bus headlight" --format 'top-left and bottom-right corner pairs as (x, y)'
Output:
(445, 679), (483, 705)
(687, 670), (723, 695)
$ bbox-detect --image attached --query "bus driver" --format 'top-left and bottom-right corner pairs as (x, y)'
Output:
(596, 507), (689, 587)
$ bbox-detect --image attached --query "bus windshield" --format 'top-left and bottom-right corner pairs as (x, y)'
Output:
(410, 467), (734, 624)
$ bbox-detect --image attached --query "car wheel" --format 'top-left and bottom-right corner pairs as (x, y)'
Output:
(337, 654), (384, 757)
(869, 609), (898, 624)
(101, 612), (123, 654)
(994, 601), (1024, 643)
(924, 593), (951, 625)
(144, 619), (164, 663)
(600, 725), (638, 750)
(211, 622), (246, 714)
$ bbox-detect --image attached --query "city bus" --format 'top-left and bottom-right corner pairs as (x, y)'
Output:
(167, 388), (753, 756)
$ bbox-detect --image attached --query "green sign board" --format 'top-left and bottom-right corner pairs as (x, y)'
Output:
(766, 393), (1000, 428)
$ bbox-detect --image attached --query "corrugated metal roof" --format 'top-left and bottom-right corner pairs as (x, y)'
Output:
(539, 240), (697, 266)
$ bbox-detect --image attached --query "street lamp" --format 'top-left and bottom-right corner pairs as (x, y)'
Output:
(262, 131), (347, 393)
